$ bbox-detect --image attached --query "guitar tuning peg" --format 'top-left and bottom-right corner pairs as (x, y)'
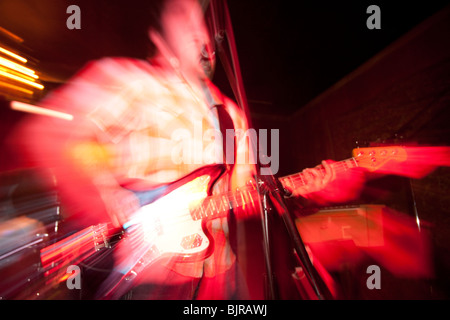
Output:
(354, 138), (369, 149)
(393, 133), (405, 142)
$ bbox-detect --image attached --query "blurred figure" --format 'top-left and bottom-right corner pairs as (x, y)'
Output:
(292, 160), (365, 205)
(10, 0), (359, 299)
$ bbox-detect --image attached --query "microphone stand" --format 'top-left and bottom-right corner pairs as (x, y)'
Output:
(254, 171), (332, 300)
(206, 0), (331, 300)
(254, 176), (278, 299)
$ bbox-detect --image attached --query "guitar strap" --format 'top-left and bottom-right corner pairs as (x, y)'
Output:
(201, 81), (236, 175)
(212, 104), (236, 170)
(200, 85), (243, 297)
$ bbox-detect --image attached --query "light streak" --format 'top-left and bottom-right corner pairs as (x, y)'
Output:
(10, 101), (73, 121)
(0, 56), (38, 78)
(0, 27), (24, 43)
(0, 80), (34, 95)
(0, 69), (43, 89)
(0, 46), (27, 63)
(0, 65), (37, 82)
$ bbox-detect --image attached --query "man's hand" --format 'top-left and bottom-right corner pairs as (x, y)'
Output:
(98, 186), (141, 228)
(294, 160), (365, 205)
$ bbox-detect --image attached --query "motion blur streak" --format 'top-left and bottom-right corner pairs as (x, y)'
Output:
(0, 46), (27, 63)
(10, 101), (74, 121)
(360, 146), (450, 178)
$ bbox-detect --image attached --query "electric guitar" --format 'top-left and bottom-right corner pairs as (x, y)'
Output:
(40, 146), (408, 299)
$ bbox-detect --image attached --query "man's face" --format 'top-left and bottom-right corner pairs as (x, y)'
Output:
(159, 0), (213, 78)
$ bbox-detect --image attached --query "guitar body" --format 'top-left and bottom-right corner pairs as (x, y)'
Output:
(97, 164), (227, 299)
(125, 165), (226, 263)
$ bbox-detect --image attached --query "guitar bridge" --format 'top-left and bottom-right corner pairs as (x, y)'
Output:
(92, 223), (111, 251)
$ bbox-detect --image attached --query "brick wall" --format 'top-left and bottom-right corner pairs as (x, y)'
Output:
(287, 6), (450, 297)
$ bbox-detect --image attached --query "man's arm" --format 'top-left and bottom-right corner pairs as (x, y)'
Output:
(289, 160), (365, 205)
(11, 59), (141, 228)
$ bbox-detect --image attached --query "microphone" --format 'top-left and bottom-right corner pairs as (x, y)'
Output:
(200, 43), (216, 78)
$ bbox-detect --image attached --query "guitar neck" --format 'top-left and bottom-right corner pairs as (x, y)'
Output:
(191, 157), (359, 221)
(279, 158), (359, 192)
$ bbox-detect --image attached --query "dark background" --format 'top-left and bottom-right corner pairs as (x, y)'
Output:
(0, 0), (447, 115)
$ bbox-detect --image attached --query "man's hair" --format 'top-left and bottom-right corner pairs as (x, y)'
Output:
(119, 0), (208, 59)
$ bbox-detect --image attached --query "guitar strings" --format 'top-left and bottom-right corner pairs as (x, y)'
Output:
(130, 159), (360, 233)
(284, 159), (357, 189)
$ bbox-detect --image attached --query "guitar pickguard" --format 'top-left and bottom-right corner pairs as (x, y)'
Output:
(122, 173), (214, 266)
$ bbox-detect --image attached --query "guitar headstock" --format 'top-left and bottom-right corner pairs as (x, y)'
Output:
(352, 146), (408, 172)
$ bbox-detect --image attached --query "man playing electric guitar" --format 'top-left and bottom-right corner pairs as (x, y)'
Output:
(13, 0), (363, 299)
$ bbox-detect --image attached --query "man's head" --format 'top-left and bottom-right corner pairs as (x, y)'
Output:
(122, 0), (215, 78)
(127, 0), (214, 79)
(151, 0), (214, 79)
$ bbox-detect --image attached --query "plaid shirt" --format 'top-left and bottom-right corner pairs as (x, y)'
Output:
(47, 57), (255, 279)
